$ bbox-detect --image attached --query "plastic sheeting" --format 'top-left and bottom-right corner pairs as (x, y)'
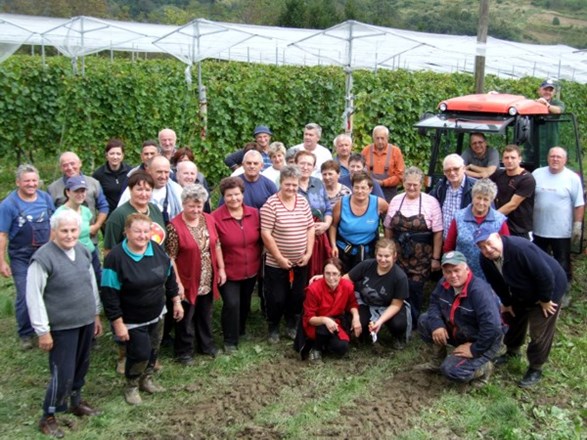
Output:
(0, 13), (585, 83)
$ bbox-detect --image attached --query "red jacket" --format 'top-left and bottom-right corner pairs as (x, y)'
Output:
(211, 204), (261, 281)
(303, 278), (358, 341)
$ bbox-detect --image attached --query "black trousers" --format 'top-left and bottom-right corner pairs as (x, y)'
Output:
(43, 322), (94, 415)
(220, 277), (257, 346)
(358, 304), (408, 340)
(174, 294), (215, 357)
(264, 264), (308, 331)
(313, 324), (349, 356)
(533, 235), (572, 281)
(126, 319), (163, 379)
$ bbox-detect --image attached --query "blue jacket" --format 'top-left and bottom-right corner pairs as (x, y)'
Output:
(427, 271), (505, 357)
(480, 235), (567, 307)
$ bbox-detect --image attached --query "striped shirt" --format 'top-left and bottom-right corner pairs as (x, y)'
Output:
(260, 194), (314, 268)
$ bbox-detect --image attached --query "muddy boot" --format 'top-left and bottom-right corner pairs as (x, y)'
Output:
(471, 361), (494, 388)
(116, 345), (126, 375)
(414, 344), (447, 372)
(124, 378), (141, 405)
(139, 374), (166, 394)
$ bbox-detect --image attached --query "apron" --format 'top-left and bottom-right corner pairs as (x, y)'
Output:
(368, 145), (397, 201)
(389, 195), (433, 282)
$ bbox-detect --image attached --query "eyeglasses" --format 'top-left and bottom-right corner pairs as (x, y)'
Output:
(443, 167), (462, 174)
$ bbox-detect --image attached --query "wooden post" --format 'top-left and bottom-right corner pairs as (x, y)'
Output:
(475, 0), (490, 93)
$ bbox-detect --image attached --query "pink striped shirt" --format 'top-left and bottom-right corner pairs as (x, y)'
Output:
(260, 194), (314, 268)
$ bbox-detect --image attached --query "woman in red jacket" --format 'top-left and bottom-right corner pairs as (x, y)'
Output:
(212, 177), (262, 354)
(166, 184), (226, 365)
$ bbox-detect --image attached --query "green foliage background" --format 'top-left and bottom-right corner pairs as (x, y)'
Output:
(1, 55), (586, 188)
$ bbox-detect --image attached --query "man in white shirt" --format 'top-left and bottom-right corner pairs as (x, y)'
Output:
(289, 123), (332, 179)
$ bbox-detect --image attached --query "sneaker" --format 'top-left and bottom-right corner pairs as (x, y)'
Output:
(267, 330), (280, 344)
(176, 355), (194, 366)
(20, 336), (35, 351)
(494, 352), (520, 366)
(286, 327), (297, 341)
(124, 386), (142, 405)
(518, 368), (542, 388)
(224, 344), (238, 355)
(39, 415), (64, 438)
(308, 348), (322, 363)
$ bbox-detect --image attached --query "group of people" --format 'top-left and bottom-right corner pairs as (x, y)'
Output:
(0, 86), (581, 436)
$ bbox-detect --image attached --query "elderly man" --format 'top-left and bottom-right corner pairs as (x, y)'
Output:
(339, 153), (385, 199)
(416, 250), (503, 386)
(430, 154), (476, 239)
(220, 150), (277, 210)
(127, 140), (159, 178)
(27, 209), (102, 437)
(477, 230), (568, 388)
(47, 152), (109, 238)
(118, 155), (183, 224)
(224, 125), (273, 171)
(158, 128), (178, 161)
(361, 125), (405, 201)
(176, 160), (211, 213)
(461, 133), (499, 179)
(490, 145), (535, 238)
(289, 123), (333, 179)
(532, 147), (584, 282)
(333, 133), (352, 178)
(0, 164), (55, 349)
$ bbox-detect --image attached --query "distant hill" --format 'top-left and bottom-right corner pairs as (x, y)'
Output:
(1, 0), (586, 48)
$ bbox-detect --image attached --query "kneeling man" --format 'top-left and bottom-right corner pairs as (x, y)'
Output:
(417, 251), (504, 386)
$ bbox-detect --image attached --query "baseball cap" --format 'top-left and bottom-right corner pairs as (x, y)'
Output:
(441, 251), (467, 266)
(540, 79), (557, 89)
(253, 125), (272, 136)
(65, 175), (88, 191)
(473, 225), (496, 244)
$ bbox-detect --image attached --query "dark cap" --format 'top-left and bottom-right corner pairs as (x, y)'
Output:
(473, 225), (496, 244)
(253, 125), (272, 137)
(540, 79), (557, 89)
(441, 251), (467, 266)
(65, 175), (88, 191)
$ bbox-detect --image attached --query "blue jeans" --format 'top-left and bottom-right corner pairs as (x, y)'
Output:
(9, 247), (36, 339)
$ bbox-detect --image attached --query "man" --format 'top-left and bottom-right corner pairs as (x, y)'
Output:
(490, 145), (535, 238)
(289, 123), (333, 179)
(0, 164), (55, 349)
(220, 150), (277, 210)
(27, 209), (102, 437)
(536, 79), (566, 163)
(47, 152), (108, 244)
(333, 133), (352, 178)
(430, 153), (476, 239)
(361, 125), (405, 201)
(477, 231), (567, 388)
(176, 160), (211, 213)
(532, 146), (584, 282)
(339, 153), (385, 199)
(118, 155), (183, 223)
(461, 133), (499, 179)
(158, 128), (178, 161)
(224, 125), (273, 171)
(127, 140), (159, 178)
(416, 250), (503, 387)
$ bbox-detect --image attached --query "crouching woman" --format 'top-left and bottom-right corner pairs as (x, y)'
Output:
(101, 213), (183, 405)
(26, 209), (103, 438)
(298, 258), (362, 361)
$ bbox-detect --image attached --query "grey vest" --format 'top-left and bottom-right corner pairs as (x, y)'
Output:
(31, 242), (97, 331)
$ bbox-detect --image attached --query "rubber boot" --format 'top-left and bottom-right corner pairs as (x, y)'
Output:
(414, 344), (447, 372)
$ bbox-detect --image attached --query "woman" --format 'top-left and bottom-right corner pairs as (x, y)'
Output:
(171, 147), (195, 169)
(27, 209), (102, 437)
(384, 166), (443, 326)
(262, 142), (286, 187)
(212, 177), (261, 353)
(321, 160), (351, 206)
(260, 165), (315, 343)
(298, 258), (361, 362)
(296, 150), (333, 277)
(166, 184), (226, 364)
(346, 238), (411, 347)
(443, 178), (510, 279)
(329, 171), (388, 271)
(101, 213), (183, 405)
(103, 171), (166, 255)
(92, 138), (132, 215)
